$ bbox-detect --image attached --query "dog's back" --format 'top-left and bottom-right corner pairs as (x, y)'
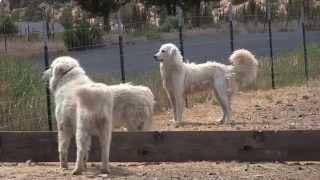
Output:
(109, 83), (155, 131)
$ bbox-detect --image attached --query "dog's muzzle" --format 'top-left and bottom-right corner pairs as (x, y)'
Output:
(153, 55), (163, 62)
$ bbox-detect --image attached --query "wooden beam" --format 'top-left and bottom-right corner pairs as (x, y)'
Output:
(1, 130), (320, 162)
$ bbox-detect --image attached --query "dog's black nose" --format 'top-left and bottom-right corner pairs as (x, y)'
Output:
(153, 55), (158, 60)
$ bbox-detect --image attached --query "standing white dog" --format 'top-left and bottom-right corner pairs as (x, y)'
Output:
(154, 43), (258, 124)
(43, 56), (113, 175)
(43, 56), (154, 175)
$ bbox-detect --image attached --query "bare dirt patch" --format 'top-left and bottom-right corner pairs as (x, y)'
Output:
(151, 84), (320, 131)
(1, 161), (320, 180)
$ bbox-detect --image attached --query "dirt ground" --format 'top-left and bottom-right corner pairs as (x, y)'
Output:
(1, 161), (320, 180)
(1, 84), (320, 179)
(151, 84), (320, 131)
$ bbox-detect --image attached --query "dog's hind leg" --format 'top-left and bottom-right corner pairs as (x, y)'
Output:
(213, 77), (232, 124)
(72, 126), (91, 175)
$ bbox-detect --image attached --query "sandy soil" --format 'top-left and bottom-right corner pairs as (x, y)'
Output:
(1, 84), (320, 179)
(1, 161), (320, 180)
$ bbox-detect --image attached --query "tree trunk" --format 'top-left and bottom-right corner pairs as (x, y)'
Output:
(192, 0), (201, 27)
(103, 15), (111, 32)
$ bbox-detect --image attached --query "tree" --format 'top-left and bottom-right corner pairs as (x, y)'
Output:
(0, 16), (17, 34)
(73, 0), (130, 31)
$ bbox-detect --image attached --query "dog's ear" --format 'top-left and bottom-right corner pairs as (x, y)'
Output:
(169, 46), (178, 57)
(52, 62), (71, 77)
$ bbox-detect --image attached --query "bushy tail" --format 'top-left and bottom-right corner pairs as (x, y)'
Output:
(229, 49), (258, 83)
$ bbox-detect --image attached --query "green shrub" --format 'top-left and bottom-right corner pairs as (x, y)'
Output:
(159, 16), (178, 32)
(0, 16), (17, 35)
(63, 19), (103, 50)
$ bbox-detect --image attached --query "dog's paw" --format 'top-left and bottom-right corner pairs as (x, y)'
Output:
(100, 167), (111, 174)
(71, 168), (83, 175)
(60, 163), (68, 170)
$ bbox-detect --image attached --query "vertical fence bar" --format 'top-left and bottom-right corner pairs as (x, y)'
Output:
(228, 0), (234, 53)
(301, 3), (309, 84)
(117, 11), (125, 83)
(177, 6), (185, 59)
(267, 0), (275, 89)
(177, 5), (188, 108)
(43, 16), (53, 131)
(3, 23), (7, 54)
(4, 34), (7, 54)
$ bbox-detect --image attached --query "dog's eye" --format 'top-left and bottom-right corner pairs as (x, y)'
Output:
(161, 50), (166, 53)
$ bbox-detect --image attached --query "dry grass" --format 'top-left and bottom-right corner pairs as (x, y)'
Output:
(0, 37), (66, 57)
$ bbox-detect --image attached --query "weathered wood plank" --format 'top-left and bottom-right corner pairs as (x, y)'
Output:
(0, 130), (320, 162)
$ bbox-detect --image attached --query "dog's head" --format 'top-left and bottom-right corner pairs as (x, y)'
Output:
(154, 43), (180, 63)
(42, 56), (81, 92)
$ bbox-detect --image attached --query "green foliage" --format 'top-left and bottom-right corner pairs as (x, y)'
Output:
(159, 16), (178, 32)
(0, 16), (17, 34)
(60, 6), (73, 29)
(0, 56), (48, 130)
(23, 3), (43, 21)
(63, 19), (103, 50)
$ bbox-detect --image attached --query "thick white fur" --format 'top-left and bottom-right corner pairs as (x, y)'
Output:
(42, 56), (154, 174)
(154, 43), (258, 124)
(109, 84), (154, 131)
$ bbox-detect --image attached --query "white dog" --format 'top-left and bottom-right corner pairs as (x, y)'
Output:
(43, 56), (154, 174)
(154, 43), (258, 124)
(43, 56), (113, 175)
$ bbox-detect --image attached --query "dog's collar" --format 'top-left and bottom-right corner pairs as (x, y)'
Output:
(61, 66), (75, 78)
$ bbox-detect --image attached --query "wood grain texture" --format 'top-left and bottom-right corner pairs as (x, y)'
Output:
(1, 130), (320, 162)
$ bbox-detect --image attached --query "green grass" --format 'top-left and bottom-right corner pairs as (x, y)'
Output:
(1, 44), (319, 130)
(0, 56), (49, 131)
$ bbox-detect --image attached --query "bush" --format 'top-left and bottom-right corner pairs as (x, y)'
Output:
(63, 19), (103, 50)
(0, 16), (17, 35)
(159, 16), (178, 32)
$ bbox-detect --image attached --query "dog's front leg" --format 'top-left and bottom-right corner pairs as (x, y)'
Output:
(99, 121), (112, 174)
(57, 127), (72, 170)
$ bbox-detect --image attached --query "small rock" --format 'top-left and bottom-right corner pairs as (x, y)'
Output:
(276, 100), (282, 104)
(25, 160), (32, 166)
(273, 116), (278, 120)
(298, 114), (305, 118)
(287, 103), (294, 107)
(302, 95), (309, 100)
(289, 123), (296, 129)
(207, 172), (216, 175)
(298, 166), (303, 170)
(98, 174), (109, 178)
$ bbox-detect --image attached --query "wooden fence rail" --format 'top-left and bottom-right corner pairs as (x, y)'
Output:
(1, 130), (320, 162)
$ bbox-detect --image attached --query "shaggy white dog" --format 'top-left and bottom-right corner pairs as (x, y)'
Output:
(43, 56), (154, 175)
(154, 43), (258, 124)
(43, 56), (113, 175)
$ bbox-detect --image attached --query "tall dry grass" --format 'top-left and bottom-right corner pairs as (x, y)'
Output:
(0, 44), (319, 130)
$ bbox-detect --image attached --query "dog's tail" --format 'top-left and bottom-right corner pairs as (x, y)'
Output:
(229, 49), (258, 83)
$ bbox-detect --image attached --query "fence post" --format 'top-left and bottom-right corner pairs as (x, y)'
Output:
(117, 10), (125, 83)
(177, 5), (189, 108)
(228, 0), (234, 53)
(267, 0), (275, 89)
(177, 6), (185, 59)
(301, 3), (309, 85)
(4, 24), (7, 54)
(42, 15), (53, 131)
